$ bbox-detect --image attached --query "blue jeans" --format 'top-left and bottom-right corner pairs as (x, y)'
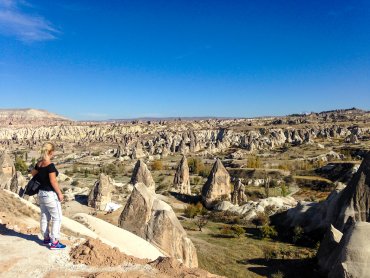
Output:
(38, 190), (62, 242)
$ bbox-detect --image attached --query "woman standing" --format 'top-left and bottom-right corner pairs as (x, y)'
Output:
(32, 142), (66, 250)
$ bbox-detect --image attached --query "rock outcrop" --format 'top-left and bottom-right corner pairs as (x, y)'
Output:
(231, 178), (247, 205)
(130, 160), (155, 192)
(202, 159), (231, 208)
(119, 183), (198, 268)
(173, 156), (191, 195)
(318, 222), (370, 278)
(0, 152), (15, 189)
(9, 171), (27, 194)
(273, 152), (370, 234)
(88, 173), (113, 210)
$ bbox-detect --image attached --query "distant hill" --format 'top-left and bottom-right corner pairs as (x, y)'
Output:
(0, 108), (70, 125)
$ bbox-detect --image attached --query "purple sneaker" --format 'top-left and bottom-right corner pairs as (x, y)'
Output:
(43, 238), (51, 245)
(50, 241), (66, 250)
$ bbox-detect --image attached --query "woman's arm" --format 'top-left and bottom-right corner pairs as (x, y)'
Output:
(31, 169), (38, 177)
(49, 172), (64, 202)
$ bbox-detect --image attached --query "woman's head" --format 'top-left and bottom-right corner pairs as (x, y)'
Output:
(40, 142), (55, 160)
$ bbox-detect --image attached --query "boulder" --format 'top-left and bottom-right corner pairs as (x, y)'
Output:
(119, 183), (198, 268)
(130, 160), (155, 192)
(201, 159), (231, 208)
(88, 173), (113, 211)
(173, 155), (191, 195)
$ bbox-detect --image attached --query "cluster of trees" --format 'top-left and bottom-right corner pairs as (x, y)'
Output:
(188, 158), (211, 178)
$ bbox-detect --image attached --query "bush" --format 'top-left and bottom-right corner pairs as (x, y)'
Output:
(195, 215), (209, 232)
(209, 211), (242, 225)
(260, 225), (278, 239)
(220, 225), (234, 236)
(232, 225), (245, 237)
(151, 160), (164, 171)
(247, 155), (261, 168)
(292, 226), (304, 243)
(251, 212), (268, 228)
(271, 271), (284, 278)
(280, 183), (289, 197)
(71, 180), (79, 186)
(263, 246), (278, 261)
(15, 157), (28, 174)
(188, 158), (211, 177)
(184, 202), (205, 218)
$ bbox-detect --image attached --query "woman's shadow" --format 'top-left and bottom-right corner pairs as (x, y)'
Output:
(0, 223), (45, 246)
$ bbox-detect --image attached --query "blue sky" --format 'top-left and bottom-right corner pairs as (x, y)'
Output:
(0, 0), (369, 120)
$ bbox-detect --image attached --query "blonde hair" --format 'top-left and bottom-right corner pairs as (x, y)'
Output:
(40, 142), (55, 160)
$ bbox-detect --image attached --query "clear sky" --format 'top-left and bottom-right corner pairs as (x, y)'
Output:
(0, 0), (369, 120)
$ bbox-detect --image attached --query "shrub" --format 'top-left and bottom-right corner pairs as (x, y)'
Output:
(151, 160), (164, 171)
(220, 225), (234, 236)
(271, 271), (284, 278)
(71, 180), (79, 186)
(247, 155), (261, 168)
(251, 212), (268, 228)
(280, 183), (289, 197)
(260, 225), (278, 239)
(263, 246), (278, 261)
(292, 226), (304, 243)
(209, 211), (242, 225)
(232, 225), (245, 237)
(188, 158), (210, 177)
(15, 157), (28, 174)
(195, 215), (208, 231)
(184, 202), (205, 218)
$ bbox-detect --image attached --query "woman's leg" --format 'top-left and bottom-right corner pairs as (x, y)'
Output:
(44, 192), (62, 243)
(38, 192), (51, 239)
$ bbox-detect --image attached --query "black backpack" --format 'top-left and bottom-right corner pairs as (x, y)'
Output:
(22, 176), (41, 197)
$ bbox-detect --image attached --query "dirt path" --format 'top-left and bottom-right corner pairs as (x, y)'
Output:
(0, 229), (153, 278)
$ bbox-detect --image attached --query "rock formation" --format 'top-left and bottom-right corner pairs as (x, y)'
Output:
(273, 152), (370, 234)
(0, 152), (15, 189)
(130, 160), (155, 192)
(318, 221), (370, 278)
(88, 173), (113, 210)
(9, 171), (27, 194)
(173, 156), (191, 195)
(119, 183), (198, 268)
(131, 141), (146, 160)
(201, 159), (231, 208)
(231, 178), (247, 205)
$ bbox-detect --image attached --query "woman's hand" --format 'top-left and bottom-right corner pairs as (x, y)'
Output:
(57, 192), (64, 202)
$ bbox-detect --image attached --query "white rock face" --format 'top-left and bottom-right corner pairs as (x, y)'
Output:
(130, 159), (156, 192)
(202, 159), (231, 208)
(320, 222), (370, 278)
(88, 173), (113, 210)
(0, 152), (15, 189)
(119, 183), (198, 268)
(214, 196), (297, 220)
(173, 155), (191, 195)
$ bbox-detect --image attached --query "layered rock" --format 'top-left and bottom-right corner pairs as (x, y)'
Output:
(0, 152), (15, 189)
(88, 173), (113, 210)
(201, 159), (231, 208)
(130, 160), (155, 192)
(119, 183), (198, 268)
(173, 156), (191, 195)
(231, 178), (247, 205)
